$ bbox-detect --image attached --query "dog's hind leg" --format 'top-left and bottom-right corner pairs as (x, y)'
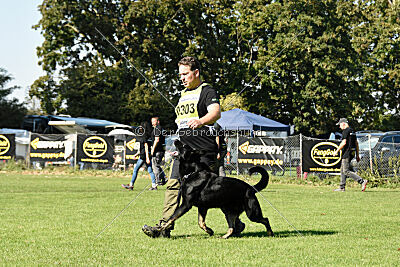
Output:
(244, 196), (274, 237)
(197, 207), (214, 236)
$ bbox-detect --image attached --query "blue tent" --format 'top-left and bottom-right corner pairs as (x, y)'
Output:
(217, 108), (290, 133)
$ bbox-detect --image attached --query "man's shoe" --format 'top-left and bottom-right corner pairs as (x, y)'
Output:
(334, 188), (345, 192)
(232, 220), (246, 236)
(142, 224), (170, 238)
(142, 224), (161, 238)
(121, 184), (133, 190)
(361, 180), (368, 192)
(149, 186), (158, 191)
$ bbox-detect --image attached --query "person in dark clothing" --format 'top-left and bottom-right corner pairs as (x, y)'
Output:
(333, 118), (368, 192)
(122, 121), (157, 190)
(151, 116), (166, 185)
(215, 122), (227, 176)
(142, 56), (245, 238)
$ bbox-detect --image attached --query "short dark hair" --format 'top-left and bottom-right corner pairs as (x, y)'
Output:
(178, 56), (201, 72)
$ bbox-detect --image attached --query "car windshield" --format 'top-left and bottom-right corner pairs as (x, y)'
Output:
(357, 136), (381, 151)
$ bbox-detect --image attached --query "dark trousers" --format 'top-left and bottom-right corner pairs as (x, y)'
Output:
(340, 157), (364, 189)
(151, 151), (165, 184)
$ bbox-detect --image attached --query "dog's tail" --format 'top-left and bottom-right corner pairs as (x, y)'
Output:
(249, 166), (270, 192)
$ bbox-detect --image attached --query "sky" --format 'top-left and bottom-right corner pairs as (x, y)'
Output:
(0, 0), (45, 103)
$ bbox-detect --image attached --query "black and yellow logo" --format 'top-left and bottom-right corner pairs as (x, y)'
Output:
(126, 138), (138, 151)
(311, 142), (341, 167)
(83, 136), (107, 158)
(0, 135), (10, 155)
(239, 141), (249, 154)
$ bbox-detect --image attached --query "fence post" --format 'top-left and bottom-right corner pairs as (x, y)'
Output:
(368, 134), (373, 172)
(27, 131), (31, 168)
(236, 129), (239, 175)
(74, 134), (77, 168)
(299, 133), (303, 178)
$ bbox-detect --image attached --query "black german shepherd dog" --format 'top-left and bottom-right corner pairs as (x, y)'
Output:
(161, 140), (274, 238)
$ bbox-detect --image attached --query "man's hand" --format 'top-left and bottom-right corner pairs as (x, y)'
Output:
(187, 118), (203, 129)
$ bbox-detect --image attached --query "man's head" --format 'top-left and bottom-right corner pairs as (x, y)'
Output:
(151, 116), (160, 127)
(178, 56), (202, 90)
(336, 118), (349, 130)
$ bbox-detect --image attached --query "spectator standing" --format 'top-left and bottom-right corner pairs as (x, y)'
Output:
(151, 116), (166, 185)
(122, 121), (157, 190)
(215, 122), (227, 176)
(333, 118), (368, 192)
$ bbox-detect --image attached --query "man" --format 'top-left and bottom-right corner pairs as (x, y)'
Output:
(151, 116), (166, 185)
(333, 118), (368, 192)
(215, 122), (227, 176)
(142, 56), (245, 237)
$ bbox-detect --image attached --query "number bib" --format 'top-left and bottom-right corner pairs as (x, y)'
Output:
(175, 83), (207, 129)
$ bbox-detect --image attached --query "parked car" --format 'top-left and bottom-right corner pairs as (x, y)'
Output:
(355, 131), (384, 158)
(356, 131), (400, 176)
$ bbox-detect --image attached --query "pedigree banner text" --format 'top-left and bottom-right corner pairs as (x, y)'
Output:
(0, 134), (16, 160)
(237, 137), (285, 171)
(302, 140), (341, 173)
(76, 135), (114, 164)
(29, 134), (67, 162)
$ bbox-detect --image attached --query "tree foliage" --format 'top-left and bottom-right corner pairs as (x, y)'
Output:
(0, 68), (27, 128)
(32, 0), (400, 134)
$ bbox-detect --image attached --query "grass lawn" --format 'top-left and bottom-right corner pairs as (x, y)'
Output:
(1, 170), (399, 266)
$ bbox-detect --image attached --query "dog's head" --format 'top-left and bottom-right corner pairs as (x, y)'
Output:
(174, 140), (210, 176)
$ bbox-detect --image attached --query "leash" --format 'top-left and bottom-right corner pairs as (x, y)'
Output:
(96, 160), (173, 238)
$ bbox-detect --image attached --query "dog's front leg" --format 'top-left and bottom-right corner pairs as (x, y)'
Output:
(198, 207), (214, 236)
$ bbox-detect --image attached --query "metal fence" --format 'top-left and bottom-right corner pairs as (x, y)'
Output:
(223, 133), (400, 178)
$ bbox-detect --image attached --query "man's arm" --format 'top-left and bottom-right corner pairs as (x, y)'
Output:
(334, 139), (346, 156)
(355, 139), (360, 161)
(151, 136), (160, 155)
(144, 142), (150, 163)
(187, 103), (221, 129)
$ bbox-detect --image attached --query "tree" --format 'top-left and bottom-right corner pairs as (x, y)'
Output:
(220, 92), (248, 112)
(32, 0), (399, 134)
(0, 68), (27, 128)
(351, 0), (400, 129)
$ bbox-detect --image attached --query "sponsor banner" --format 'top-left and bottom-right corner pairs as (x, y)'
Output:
(0, 134), (16, 160)
(76, 135), (114, 164)
(125, 136), (140, 165)
(237, 137), (285, 170)
(302, 140), (341, 173)
(29, 134), (68, 162)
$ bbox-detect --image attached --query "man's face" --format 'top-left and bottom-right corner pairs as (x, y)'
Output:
(179, 64), (200, 89)
(151, 118), (158, 127)
(339, 122), (347, 130)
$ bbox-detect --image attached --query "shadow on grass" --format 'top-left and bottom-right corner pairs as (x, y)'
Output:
(242, 229), (337, 238)
(170, 229), (337, 239)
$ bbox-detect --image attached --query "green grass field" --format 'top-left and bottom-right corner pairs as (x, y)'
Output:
(1, 170), (399, 266)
